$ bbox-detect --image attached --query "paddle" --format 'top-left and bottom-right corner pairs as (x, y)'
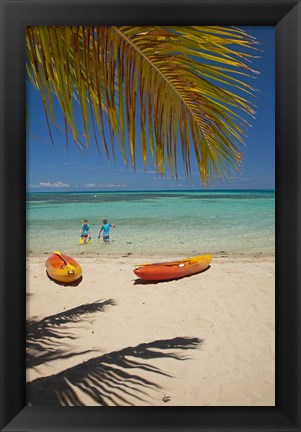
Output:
(53, 251), (76, 271)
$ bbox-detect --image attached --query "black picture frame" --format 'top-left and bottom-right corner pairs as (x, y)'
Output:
(0, 0), (300, 431)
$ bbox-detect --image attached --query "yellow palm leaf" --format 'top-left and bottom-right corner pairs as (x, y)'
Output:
(26, 25), (258, 184)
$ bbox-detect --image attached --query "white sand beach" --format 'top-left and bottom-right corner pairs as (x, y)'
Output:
(26, 254), (275, 406)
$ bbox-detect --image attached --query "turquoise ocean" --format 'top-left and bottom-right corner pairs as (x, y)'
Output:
(26, 190), (275, 258)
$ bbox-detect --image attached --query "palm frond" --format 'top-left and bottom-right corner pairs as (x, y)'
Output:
(26, 26), (258, 184)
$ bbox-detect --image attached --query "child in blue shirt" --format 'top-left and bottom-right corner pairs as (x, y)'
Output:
(80, 219), (91, 244)
(98, 219), (115, 243)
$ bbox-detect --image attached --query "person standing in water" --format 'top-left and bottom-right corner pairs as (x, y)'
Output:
(98, 219), (115, 243)
(80, 219), (91, 244)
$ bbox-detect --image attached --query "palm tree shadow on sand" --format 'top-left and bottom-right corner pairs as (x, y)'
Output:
(27, 299), (116, 368)
(27, 337), (203, 406)
(133, 265), (211, 285)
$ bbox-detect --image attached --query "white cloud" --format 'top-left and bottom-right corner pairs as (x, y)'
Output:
(28, 181), (70, 188)
(84, 183), (98, 188)
(40, 181), (70, 188)
(84, 183), (126, 188)
(27, 184), (40, 189)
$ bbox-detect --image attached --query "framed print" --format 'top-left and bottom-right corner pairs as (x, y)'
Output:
(0, 0), (300, 431)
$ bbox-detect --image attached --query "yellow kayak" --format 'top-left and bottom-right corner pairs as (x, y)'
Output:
(46, 251), (82, 283)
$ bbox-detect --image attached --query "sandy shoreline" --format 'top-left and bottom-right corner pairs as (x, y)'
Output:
(26, 254), (275, 406)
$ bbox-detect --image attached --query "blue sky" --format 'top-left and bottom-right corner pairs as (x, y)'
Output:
(26, 26), (275, 191)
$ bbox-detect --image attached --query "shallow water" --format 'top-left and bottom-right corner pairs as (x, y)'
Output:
(27, 190), (275, 257)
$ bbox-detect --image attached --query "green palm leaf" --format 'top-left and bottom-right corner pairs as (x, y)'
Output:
(26, 26), (258, 184)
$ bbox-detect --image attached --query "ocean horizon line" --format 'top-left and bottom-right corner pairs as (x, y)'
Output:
(27, 188), (275, 194)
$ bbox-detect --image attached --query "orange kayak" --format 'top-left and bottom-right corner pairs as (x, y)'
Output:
(46, 251), (82, 283)
(133, 254), (212, 281)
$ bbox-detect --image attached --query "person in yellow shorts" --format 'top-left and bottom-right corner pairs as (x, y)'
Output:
(80, 219), (91, 244)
